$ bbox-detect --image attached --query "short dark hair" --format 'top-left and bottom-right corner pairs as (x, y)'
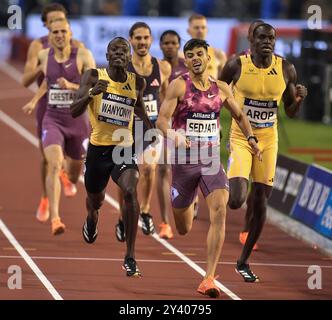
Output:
(188, 13), (206, 24)
(252, 23), (276, 37)
(129, 22), (151, 37)
(183, 38), (209, 54)
(107, 37), (130, 51)
(41, 3), (68, 23)
(160, 30), (181, 44)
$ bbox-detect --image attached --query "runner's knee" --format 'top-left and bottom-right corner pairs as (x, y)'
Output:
(47, 160), (62, 176)
(123, 186), (137, 202)
(86, 196), (103, 211)
(228, 194), (246, 209)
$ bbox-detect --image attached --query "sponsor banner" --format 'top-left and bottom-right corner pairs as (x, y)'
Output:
(292, 165), (332, 240)
(268, 154), (309, 215)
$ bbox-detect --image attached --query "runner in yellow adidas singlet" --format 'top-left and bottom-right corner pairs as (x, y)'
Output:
(220, 23), (307, 282)
(70, 37), (154, 277)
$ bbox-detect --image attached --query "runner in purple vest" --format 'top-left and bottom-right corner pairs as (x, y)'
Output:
(22, 3), (84, 223)
(157, 39), (261, 298)
(22, 20), (95, 235)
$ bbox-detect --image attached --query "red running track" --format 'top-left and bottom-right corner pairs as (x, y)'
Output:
(0, 61), (331, 300)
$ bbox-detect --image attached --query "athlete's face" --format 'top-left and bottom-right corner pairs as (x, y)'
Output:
(184, 46), (210, 75)
(160, 34), (180, 60)
(252, 26), (276, 57)
(45, 11), (66, 29)
(106, 40), (131, 68)
(49, 21), (72, 50)
(188, 18), (208, 40)
(129, 27), (152, 57)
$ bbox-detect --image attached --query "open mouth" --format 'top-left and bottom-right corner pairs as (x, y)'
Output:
(113, 58), (124, 64)
(193, 62), (201, 68)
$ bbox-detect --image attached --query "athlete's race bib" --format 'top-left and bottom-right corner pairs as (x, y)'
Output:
(144, 100), (158, 121)
(243, 98), (278, 128)
(48, 88), (76, 108)
(185, 111), (219, 142)
(98, 92), (135, 127)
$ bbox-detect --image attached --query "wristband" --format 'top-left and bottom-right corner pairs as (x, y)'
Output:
(247, 135), (258, 143)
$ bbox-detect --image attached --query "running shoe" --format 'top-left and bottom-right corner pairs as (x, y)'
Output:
(115, 219), (126, 242)
(36, 197), (49, 222)
(197, 276), (221, 298)
(51, 217), (66, 235)
(122, 256), (142, 277)
(239, 232), (258, 251)
(140, 213), (155, 235)
(235, 261), (260, 282)
(60, 169), (77, 197)
(158, 223), (173, 239)
(82, 214), (98, 244)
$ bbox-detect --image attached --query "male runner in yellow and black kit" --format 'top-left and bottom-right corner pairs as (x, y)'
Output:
(220, 23), (307, 282)
(70, 37), (153, 277)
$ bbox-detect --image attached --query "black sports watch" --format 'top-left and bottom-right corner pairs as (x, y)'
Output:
(247, 135), (258, 143)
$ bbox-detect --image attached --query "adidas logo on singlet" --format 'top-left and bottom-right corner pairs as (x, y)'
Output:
(150, 78), (160, 86)
(267, 68), (277, 75)
(122, 83), (132, 90)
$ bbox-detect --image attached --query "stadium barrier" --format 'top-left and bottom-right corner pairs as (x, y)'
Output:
(269, 154), (332, 240)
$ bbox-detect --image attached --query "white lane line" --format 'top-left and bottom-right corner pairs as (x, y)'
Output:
(0, 109), (38, 147)
(0, 62), (241, 300)
(1, 255), (332, 269)
(0, 219), (63, 300)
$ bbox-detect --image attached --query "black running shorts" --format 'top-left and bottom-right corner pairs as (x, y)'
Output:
(84, 143), (139, 194)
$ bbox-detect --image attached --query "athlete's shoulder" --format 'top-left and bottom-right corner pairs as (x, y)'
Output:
(38, 47), (50, 60)
(158, 59), (172, 75)
(216, 80), (233, 99)
(168, 76), (186, 95)
(281, 58), (297, 82)
(30, 38), (43, 49)
(220, 55), (241, 83)
(72, 38), (85, 48)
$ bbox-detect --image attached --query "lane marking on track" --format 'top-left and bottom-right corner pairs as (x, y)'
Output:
(1, 255), (332, 269)
(0, 219), (63, 300)
(0, 62), (241, 300)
